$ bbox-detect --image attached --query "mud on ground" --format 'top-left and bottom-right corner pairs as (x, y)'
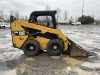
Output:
(0, 25), (100, 75)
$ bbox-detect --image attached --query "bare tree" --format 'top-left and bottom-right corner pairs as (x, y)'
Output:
(0, 10), (4, 15)
(3, 14), (10, 22)
(45, 5), (51, 11)
(75, 17), (78, 22)
(45, 5), (51, 22)
(9, 10), (14, 16)
(56, 8), (61, 22)
(0, 9), (4, 19)
(4, 14), (9, 20)
(64, 10), (68, 21)
(14, 11), (20, 20)
(40, 5), (52, 26)
(25, 16), (28, 20)
(70, 16), (74, 23)
(20, 15), (24, 20)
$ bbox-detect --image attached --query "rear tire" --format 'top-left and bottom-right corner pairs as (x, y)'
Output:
(2, 26), (5, 29)
(47, 39), (64, 56)
(22, 40), (40, 56)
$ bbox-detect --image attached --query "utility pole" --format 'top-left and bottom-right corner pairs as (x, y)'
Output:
(82, 0), (84, 17)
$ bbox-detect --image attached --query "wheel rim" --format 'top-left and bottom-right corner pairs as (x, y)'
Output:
(26, 44), (36, 51)
(52, 44), (59, 51)
(2, 27), (5, 29)
(53, 45), (58, 50)
(29, 46), (34, 50)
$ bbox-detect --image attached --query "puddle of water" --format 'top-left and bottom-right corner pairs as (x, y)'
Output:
(63, 56), (84, 70)
(25, 57), (35, 61)
(16, 63), (28, 74)
(51, 56), (61, 59)
(0, 69), (16, 75)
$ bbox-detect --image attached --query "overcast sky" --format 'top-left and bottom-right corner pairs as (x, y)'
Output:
(0, 0), (100, 19)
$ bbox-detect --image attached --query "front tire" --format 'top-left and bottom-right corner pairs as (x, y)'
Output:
(47, 39), (64, 56)
(22, 40), (40, 56)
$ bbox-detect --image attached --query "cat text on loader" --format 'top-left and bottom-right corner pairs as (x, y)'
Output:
(10, 10), (91, 57)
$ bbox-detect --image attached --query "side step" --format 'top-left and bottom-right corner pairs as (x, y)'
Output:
(66, 37), (91, 57)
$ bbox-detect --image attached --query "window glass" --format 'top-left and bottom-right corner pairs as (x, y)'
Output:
(37, 16), (53, 28)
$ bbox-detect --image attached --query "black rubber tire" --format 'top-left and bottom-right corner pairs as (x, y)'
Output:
(22, 40), (40, 56)
(47, 39), (64, 56)
(2, 26), (5, 29)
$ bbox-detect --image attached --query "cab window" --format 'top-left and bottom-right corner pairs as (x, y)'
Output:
(37, 16), (53, 28)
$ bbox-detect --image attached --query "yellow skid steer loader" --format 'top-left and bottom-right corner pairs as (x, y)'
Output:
(10, 10), (90, 57)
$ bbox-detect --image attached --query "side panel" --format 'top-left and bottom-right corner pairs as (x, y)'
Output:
(33, 36), (50, 50)
(18, 21), (68, 51)
(11, 21), (24, 31)
(12, 36), (28, 48)
(11, 21), (28, 48)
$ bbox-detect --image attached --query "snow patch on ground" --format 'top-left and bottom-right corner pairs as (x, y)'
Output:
(0, 43), (12, 48)
(81, 39), (94, 45)
(82, 62), (100, 68)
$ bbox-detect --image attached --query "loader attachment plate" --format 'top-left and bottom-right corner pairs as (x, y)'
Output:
(67, 37), (91, 57)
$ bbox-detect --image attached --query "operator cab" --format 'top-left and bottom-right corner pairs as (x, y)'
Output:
(28, 10), (57, 29)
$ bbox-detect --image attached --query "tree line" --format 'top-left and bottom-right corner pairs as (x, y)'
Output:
(0, 9), (28, 23)
(0, 6), (97, 24)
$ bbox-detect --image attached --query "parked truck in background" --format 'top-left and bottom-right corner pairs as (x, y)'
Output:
(0, 22), (10, 29)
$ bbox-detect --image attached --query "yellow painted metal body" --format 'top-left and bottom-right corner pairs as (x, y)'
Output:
(11, 20), (68, 51)
(34, 36), (50, 50)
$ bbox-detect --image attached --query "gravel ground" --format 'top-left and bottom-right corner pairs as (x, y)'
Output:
(0, 25), (100, 75)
